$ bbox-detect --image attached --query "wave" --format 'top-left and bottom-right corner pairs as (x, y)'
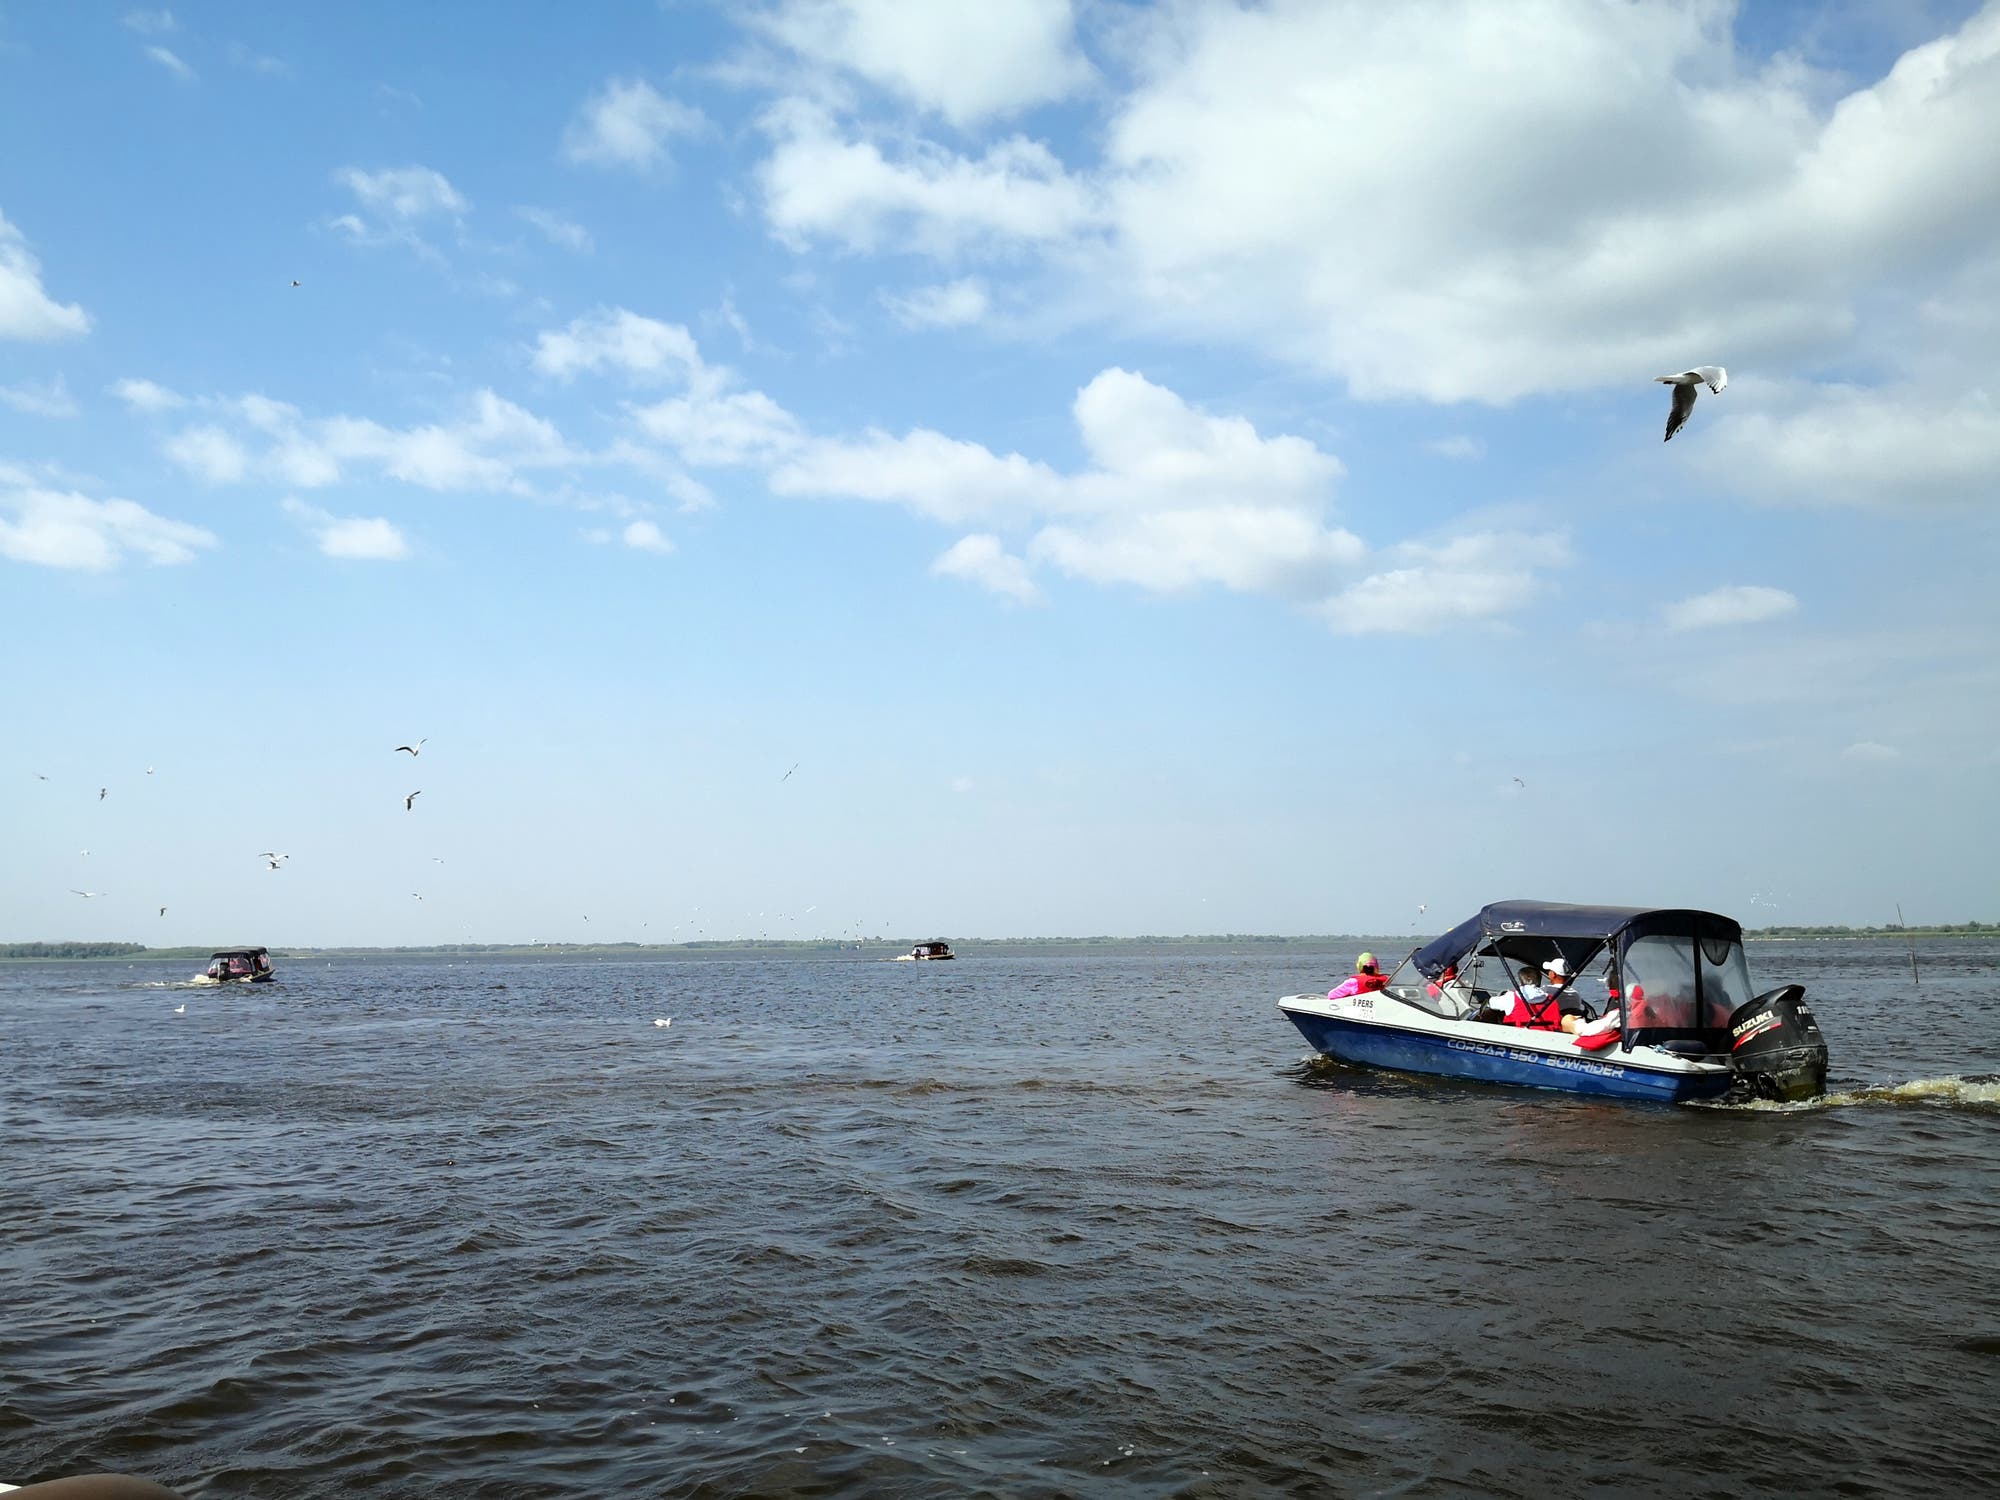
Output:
(1710, 1075), (2000, 1113)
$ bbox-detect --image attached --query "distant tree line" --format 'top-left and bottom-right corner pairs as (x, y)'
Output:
(1746, 921), (1992, 937)
(0, 941), (151, 959)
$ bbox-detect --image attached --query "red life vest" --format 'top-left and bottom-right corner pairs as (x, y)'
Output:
(1355, 971), (1388, 993)
(1505, 988), (1566, 1030)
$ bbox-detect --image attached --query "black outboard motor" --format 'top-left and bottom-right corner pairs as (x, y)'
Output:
(1727, 985), (1829, 1101)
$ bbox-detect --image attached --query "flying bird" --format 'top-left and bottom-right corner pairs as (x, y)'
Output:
(267, 859), (285, 871)
(290, 280), (301, 287)
(71, 889), (107, 898)
(395, 740), (426, 757)
(1657, 366), (1728, 442)
(146, 766), (154, 775)
(159, 907), (167, 917)
(34, 773), (48, 780)
(404, 791), (421, 810)
(1512, 776), (1526, 788)
(780, 762), (799, 782)
(260, 851), (289, 862)
(99, 787), (108, 800)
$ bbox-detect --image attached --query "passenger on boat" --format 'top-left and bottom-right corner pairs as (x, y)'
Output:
(1512, 957), (1585, 1033)
(1327, 952), (1390, 1000)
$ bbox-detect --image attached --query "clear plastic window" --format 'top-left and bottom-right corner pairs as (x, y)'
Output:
(1622, 934), (1698, 1030)
(1698, 936), (1753, 1027)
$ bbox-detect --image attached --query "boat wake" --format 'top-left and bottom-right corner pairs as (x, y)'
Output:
(1701, 1075), (2000, 1113)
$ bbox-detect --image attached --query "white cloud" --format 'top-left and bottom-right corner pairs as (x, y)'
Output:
(741, 4), (2000, 414)
(121, 9), (175, 34)
(1694, 383), (2000, 507)
(1317, 531), (1573, 635)
(1, 481), (216, 571)
(1842, 741), (1901, 763)
(750, 0), (1092, 127)
(932, 533), (1041, 604)
(0, 375), (78, 418)
(621, 519), (673, 554)
(534, 307), (702, 382)
(884, 277), (989, 329)
(1664, 584), (1799, 632)
(516, 206), (594, 254)
(165, 389), (572, 495)
(110, 377), (186, 412)
(756, 100), (1100, 254)
(634, 388), (806, 468)
(163, 425), (251, 483)
(334, 165), (467, 222)
(225, 41), (288, 76)
(143, 44), (194, 80)
(1426, 435), (1484, 460)
(281, 498), (409, 560)
(562, 79), (706, 172)
(0, 211), (90, 340)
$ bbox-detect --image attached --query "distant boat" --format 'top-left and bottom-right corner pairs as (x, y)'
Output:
(193, 946), (275, 984)
(893, 939), (956, 962)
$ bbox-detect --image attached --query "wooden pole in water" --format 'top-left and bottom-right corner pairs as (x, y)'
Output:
(1897, 902), (1919, 986)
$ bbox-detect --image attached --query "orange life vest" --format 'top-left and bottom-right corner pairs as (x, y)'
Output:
(1505, 988), (1566, 1030)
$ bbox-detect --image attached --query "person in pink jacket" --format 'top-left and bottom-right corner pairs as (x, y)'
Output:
(1328, 952), (1390, 1000)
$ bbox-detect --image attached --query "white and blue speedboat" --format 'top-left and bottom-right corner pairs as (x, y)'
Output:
(1280, 900), (1828, 1105)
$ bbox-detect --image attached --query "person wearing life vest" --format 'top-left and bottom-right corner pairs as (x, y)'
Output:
(1327, 952), (1390, 1000)
(1503, 957), (1585, 1033)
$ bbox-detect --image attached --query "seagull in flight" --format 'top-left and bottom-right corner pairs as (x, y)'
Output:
(1657, 366), (1728, 442)
(290, 279), (301, 287)
(395, 739), (426, 757)
(146, 766), (154, 775)
(1512, 776), (1527, 789)
(99, 786), (108, 800)
(159, 907), (167, 917)
(780, 762), (799, 782)
(405, 790), (421, 811)
(71, 889), (108, 898)
(267, 859), (286, 872)
(260, 851), (289, 862)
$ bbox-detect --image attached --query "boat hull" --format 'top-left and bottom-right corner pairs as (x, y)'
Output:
(1283, 1003), (1732, 1105)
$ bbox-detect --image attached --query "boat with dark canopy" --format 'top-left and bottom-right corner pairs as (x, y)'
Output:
(195, 946), (275, 984)
(1280, 900), (1827, 1104)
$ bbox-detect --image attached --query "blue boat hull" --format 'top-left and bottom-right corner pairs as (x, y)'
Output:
(1285, 1009), (1732, 1105)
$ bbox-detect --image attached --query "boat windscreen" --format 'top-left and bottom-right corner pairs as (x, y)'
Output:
(1621, 932), (1749, 1034)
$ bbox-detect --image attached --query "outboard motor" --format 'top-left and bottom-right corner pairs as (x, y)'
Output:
(1727, 985), (1828, 1101)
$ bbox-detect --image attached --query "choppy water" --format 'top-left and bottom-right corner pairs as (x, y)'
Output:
(3, 941), (1997, 1498)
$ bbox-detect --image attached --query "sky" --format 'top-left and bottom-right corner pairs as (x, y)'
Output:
(3, 0), (1997, 947)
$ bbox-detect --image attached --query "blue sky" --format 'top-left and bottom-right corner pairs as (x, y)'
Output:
(4, 0), (1997, 946)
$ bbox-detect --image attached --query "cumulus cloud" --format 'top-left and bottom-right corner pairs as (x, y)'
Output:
(621, 519), (673, 553)
(144, 44), (194, 80)
(932, 533), (1041, 603)
(883, 277), (989, 328)
(111, 377), (186, 411)
(756, 100), (1100, 254)
(0, 211), (90, 340)
(749, 0), (1092, 127)
(334, 164), (467, 222)
(742, 3), (2000, 417)
(562, 79), (706, 171)
(1664, 584), (1800, 632)
(1316, 530), (1573, 635)
(1841, 741), (1901, 762)
(1426, 434), (1484, 460)
(534, 307), (703, 382)
(164, 389), (572, 495)
(0, 375), (78, 418)
(1, 480), (217, 570)
(280, 498), (409, 560)
(1694, 383), (2000, 507)
(516, 206), (594, 253)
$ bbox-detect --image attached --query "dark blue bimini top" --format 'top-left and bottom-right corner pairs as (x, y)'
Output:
(1411, 900), (1740, 976)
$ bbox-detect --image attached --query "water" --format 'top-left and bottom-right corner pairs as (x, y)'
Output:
(3, 941), (1997, 1498)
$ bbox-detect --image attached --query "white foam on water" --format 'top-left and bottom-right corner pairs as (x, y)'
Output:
(1706, 1076), (2000, 1112)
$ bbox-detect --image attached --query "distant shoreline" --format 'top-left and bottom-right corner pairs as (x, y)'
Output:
(3, 926), (1992, 963)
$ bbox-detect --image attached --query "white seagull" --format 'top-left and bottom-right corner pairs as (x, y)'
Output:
(1657, 366), (1728, 442)
(71, 889), (108, 898)
(780, 762), (799, 782)
(395, 739), (426, 757)
(654, 1017), (672, 1028)
(174, 1003), (186, 1015)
